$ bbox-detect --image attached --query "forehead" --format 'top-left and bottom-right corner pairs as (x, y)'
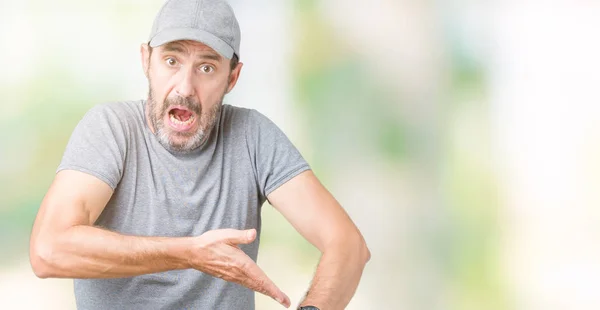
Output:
(157, 40), (223, 60)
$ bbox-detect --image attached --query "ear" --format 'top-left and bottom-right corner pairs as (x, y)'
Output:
(141, 43), (151, 78)
(226, 62), (243, 93)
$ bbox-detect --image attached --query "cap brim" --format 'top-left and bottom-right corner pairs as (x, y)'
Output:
(149, 28), (234, 59)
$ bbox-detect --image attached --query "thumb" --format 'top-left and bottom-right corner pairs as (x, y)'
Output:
(244, 228), (257, 243)
(220, 228), (256, 245)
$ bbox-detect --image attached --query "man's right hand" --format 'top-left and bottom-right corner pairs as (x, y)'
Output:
(190, 228), (291, 308)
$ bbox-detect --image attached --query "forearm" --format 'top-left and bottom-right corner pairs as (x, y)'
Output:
(31, 225), (192, 279)
(299, 238), (370, 309)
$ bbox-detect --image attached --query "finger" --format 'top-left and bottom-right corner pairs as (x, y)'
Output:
(241, 259), (290, 308)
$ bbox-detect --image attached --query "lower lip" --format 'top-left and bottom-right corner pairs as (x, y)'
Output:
(166, 114), (197, 132)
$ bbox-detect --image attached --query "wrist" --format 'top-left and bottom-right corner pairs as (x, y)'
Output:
(164, 236), (195, 269)
(298, 297), (324, 310)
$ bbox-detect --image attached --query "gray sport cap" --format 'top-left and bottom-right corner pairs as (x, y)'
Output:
(148, 0), (241, 59)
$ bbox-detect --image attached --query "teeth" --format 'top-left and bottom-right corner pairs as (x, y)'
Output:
(169, 113), (195, 126)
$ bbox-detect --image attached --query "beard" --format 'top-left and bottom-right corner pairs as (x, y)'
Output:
(147, 86), (224, 153)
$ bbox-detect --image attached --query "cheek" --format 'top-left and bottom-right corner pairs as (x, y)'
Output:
(149, 71), (174, 103)
(199, 77), (229, 101)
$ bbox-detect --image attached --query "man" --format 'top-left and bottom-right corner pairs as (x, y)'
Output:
(29, 0), (370, 309)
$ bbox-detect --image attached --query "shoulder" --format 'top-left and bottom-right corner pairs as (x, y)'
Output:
(221, 104), (272, 122)
(79, 101), (144, 133)
(220, 105), (282, 139)
(219, 104), (260, 132)
(222, 105), (278, 129)
(220, 104), (251, 122)
(84, 101), (143, 124)
(71, 101), (145, 149)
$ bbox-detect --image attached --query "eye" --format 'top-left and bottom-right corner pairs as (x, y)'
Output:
(199, 64), (215, 74)
(165, 57), (178, 67)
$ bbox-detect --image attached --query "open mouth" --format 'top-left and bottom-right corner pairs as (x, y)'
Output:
(166, 106), (197, 131)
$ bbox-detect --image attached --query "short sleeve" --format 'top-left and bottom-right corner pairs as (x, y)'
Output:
(245, 109), (311, 198)
(56, 104), (128, 190)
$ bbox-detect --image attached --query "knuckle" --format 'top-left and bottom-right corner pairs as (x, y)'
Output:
(236, 259), (250, 271)
(255, 278), (270, 293)
(252, 277), (264, 287)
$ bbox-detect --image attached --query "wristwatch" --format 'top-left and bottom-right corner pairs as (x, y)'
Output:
(298, 307), (320, 310)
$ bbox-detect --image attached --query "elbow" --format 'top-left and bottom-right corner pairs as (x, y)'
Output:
(359, 237), (371, 265)
(335, 231), (371, 265)
(363, 244), (371, 264)
(30, 239), (57, 279)
(348, 229), (371, 265)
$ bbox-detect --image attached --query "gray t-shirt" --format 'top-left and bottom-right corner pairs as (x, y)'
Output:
(57, 100), (310, 309)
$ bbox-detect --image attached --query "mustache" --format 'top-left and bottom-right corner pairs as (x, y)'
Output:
(161, 96), (201, 115)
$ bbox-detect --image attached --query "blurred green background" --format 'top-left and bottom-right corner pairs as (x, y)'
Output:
(2, 1), (600, 309)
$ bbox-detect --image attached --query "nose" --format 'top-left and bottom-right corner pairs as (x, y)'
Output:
(174, 67), (196, 98)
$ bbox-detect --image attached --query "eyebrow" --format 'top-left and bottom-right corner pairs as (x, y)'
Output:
(197, 53), (222, 61)
(161, 43), (222, 61)
(162, 43), (186, 54)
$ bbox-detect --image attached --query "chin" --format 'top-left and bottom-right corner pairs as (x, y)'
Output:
(164, 130), (206, 152)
